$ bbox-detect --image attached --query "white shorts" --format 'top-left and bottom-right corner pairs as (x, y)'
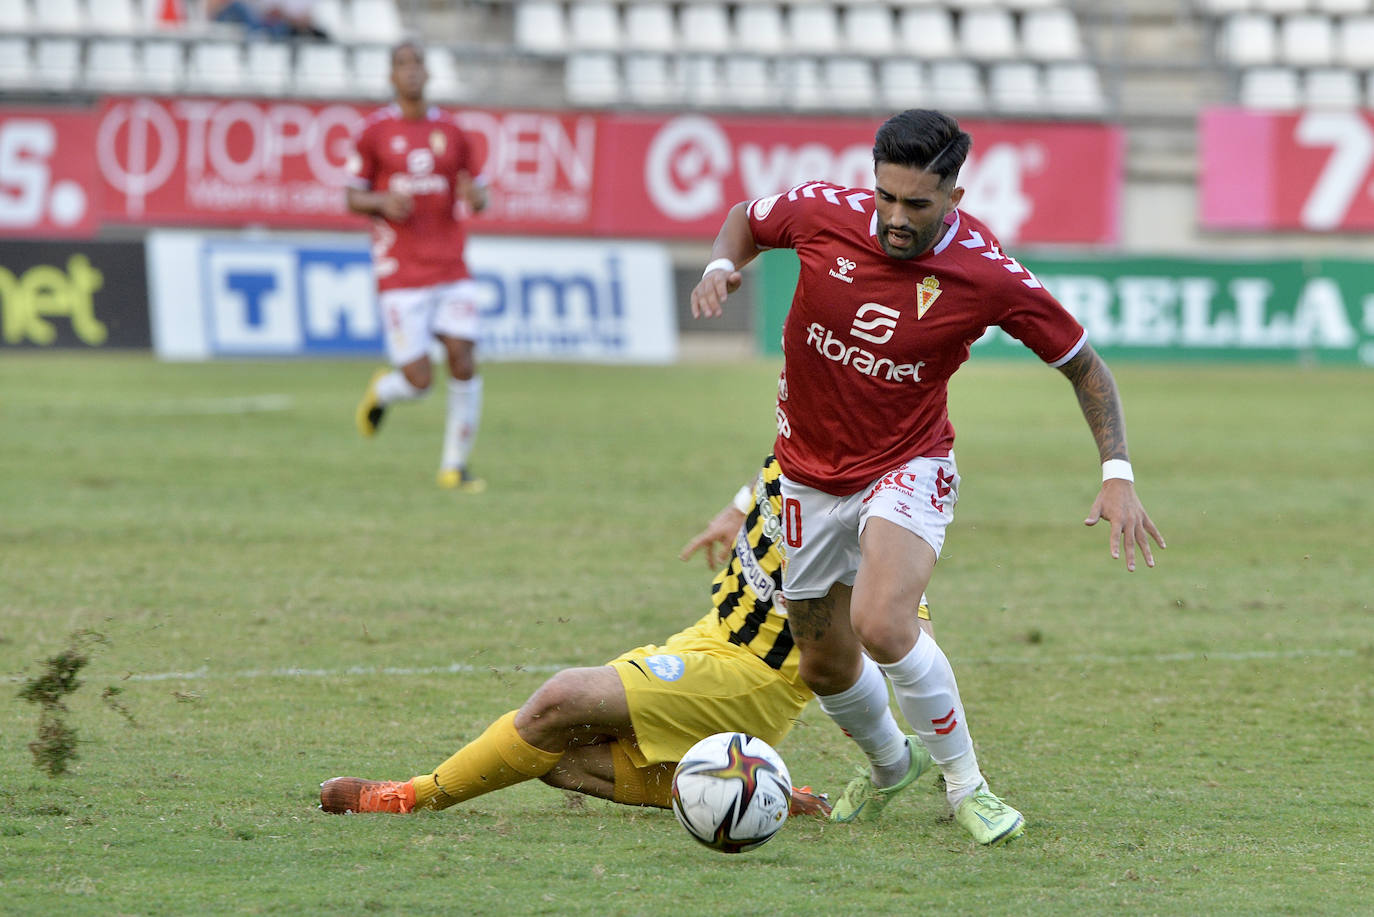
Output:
(780, 454), (959, 601)
(378, 279), (481, 367)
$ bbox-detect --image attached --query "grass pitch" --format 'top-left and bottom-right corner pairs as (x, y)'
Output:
(1, 353), (1370, 916)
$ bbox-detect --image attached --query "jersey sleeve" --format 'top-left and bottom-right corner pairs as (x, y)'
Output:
(746, 184), (832, 251)
(982, 233), (1086, 367)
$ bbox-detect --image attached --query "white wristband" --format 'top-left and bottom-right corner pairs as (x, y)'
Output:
(732, 484), (754, 515)
(1102, 459), (1134, 483)
(702, 258), (736, 279)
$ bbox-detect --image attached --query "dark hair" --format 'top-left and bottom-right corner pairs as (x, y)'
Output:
(390, 39), (424, 67)
(872, 110), (972, 187)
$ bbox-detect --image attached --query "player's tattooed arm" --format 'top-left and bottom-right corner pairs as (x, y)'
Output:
(1057, 344), (1128, 463)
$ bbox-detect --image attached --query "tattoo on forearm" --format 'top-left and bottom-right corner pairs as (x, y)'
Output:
(787, 596), (833, 642)
(1061, 348), (1128, 462)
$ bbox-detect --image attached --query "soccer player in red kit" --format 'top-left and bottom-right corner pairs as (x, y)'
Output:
(348, 40), (489, 492)
(691, 109), (1165, 845)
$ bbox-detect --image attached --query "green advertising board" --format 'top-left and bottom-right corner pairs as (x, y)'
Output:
(755, 250), (1374, 365)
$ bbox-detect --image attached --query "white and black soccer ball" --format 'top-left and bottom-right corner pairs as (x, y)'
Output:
(671, 732), (791, 854)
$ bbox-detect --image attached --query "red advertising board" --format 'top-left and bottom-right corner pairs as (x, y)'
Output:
(1201, 108), (1374, 232)
(0, 111), (100, 238)
(6, 99), (1123, 244)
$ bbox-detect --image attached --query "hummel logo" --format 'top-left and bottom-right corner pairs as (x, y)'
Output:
(828, 257), (857, 284)
(850, 303), (899, 344)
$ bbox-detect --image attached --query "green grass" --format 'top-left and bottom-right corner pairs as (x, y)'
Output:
(1, 353), (1370, 916)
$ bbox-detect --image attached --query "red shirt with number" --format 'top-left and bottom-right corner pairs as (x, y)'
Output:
(749, 182), (1088, 496)
(347, 105), (475, 292)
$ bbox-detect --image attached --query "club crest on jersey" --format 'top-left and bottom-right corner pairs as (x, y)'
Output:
(916, 276), (943, 319)
(430, 131), (446, 155)
(643, 654), (686, 682)
(389, 136), (407, 153)
(828, 257), (857, 284)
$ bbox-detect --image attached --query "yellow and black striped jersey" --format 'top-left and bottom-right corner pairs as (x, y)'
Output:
(705, 455), (808, 695)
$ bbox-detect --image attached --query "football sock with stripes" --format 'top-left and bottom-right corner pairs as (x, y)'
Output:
(411, 710), (562, 810)
(878, 634), (984, 805)
(440, 375), (482, 471)
(815, 654), (911, 787)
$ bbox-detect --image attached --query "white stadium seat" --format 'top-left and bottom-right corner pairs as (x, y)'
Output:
(1336, 15), (1374, 66)
(350, 0), (404, 44)
(568, 1), (622, 51)
(564, 52), (621, 105)
(351, 43), (391, 94)
(310, 0), (349, 39)
(680, 54), (723, 106)
(1304, 67), (1361, 106)
(1279, 14), (1336, 65)
(294, 42), (350, 97)
(33, 0), (81, 31)
(86, 38), (142, 90)
(1312, 0), (1369, 11)
(734, 4), (784, 54)
(1238, 65), (1302, 107)
(624, 3), (676, 52)
(514, 1), (568, 54)
(878, 59), (928, 112)
(1220, 13), (1278, 65)
(424, 47), (464, 101)
(34, 38), (82, 89)
(823, 57), (877, 109)
(187, 40), (246, 93)
(0, 0), (31, 32)
(896, 8), (956, 59)
(788, 4), (842, 54)
(842, 5), (894, 57)
(1199, 0), (1252, 11)
(1045, 62), (1106, 114)
(959, 8), (1018, 60)
(1253, 0), (1308, 11)
(89, 0), (139, 32)
(244, 40), (292, 95)
(988, 61), (1044, 111)
(1022, 8), (1084, 61)
(782, 57), (826, 109)
(723, 55), (774, 108)
(140, 40), (185, 91)
(623, 52), (678, 105)
(680, 2), (731, 52)
(928, 59), (986, 111)
(0, 37), (32, 88)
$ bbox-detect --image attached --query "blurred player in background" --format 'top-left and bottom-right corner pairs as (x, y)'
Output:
(320, 455), (934, 818)
(347, 40), (489, 492)
(692, 109), (1165, 845)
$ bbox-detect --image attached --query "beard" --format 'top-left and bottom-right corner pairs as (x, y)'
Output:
(877, 217), (944, 260)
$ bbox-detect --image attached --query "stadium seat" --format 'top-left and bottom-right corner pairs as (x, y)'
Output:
(89, 0), (139, 33)
(841, 4), (895, 57)
(823, 57), (877, 109)
(513, 1), (568, 54)
(723, 55), (774, 108)
(734, 4), (786, 54)
(1022, 8), (1084, 60)
(1044, 61), (1106, 114)
(187, 40), (246, 93)
(1253, 0), (1308, 11)
(1336, 15), (1374, 67)
(564, 51), (621, 105)
(294, 42), (351, 97)
(1198, 0), (1251, 11)
(350, 0), (404, 44)
(959, 8), (1018, 60)
(878, 59), (928, 111)
(680, 3), (732, 52)
(1304, 67), (1362, 106)
(1238, 65), (1302, 107)
(424, 47), (464, 101)
(86, 38), (141, 90)
(623, 52), (678, 104)
(352, 43), (391, 95)
(33, 0), (81, 31)
(1312, 0), (1369, 11)
(782, 57), (826, 109)
(0, 37), (32, 88)
(928, 59), (986, 111)
(310, 0), (349, 39)
(0, 0), (30, 32)
(33, 38), (81, 90)
(680, 54), (724, 105)
(896, 8), (956, 59)
(623, 3), (676, 52)
(788, 4), (842, 54)
(1220, 13), (1278, 65)
(1279, 14), (1336, 65)
(988, 61), (1044, 111)
(243, 40), (292, 95)
(140, 40), (185, 91)
(568, 1), (622, 51)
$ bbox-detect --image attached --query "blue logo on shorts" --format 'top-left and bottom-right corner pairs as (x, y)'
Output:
(644, 654), (685, 681)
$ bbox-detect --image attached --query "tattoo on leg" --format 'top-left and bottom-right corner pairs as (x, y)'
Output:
(788, 596), (834, 642)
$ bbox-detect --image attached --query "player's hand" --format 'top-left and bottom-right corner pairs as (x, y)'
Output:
(679, 504), (747, 568)
(690, 267), (742, 319)
(1084, 478), (1166, 572)
(380, 191), (414, 222)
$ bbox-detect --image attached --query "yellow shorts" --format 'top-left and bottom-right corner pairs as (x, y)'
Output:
(607, 614), (811, 769)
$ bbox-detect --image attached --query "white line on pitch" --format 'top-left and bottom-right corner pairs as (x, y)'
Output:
(104, 646), (1358, 684)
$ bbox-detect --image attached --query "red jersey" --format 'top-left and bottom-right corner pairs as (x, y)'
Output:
(347, 105), (476, 292)
(750, 182), (1087, 496)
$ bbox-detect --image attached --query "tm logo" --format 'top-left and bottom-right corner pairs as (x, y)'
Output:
(850, 302), (899, 344)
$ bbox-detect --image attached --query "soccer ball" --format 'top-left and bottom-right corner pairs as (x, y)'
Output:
(670, 732), (791, 854)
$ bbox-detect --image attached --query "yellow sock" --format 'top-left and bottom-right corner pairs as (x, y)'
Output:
(609, 742), (676, 808)
(411, 711), (563, 810)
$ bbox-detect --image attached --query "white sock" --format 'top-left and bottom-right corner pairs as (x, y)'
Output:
(815, 655), (909, 784)
(878, 635), (985, 804)
(440, 375), (483, 471)
(375, 370), (422, 405)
